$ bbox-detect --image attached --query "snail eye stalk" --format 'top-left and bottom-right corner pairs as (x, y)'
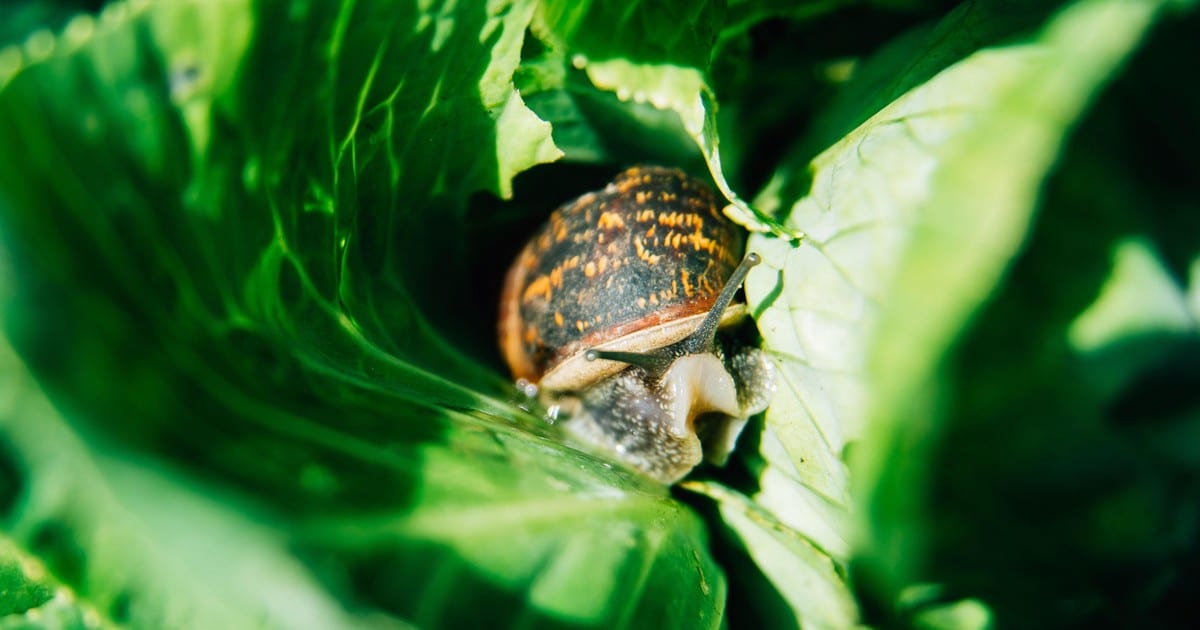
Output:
(679, 252), (759, 354)
(584, 348), (675, 378)
(584, 252), (761, 377)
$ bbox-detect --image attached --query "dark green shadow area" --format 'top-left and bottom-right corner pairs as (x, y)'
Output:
(0, 0), (107, 48)
(714, 4), (944, 196)
(764, 0), (1068, 219)
(0, 442), (21, 517)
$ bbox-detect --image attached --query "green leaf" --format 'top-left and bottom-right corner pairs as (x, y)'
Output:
(302, 440), (724, 628)
(516, 52), (704, 169)
(5, 0), (1195, 626)
(536, 0), (718, 69)
(0, 536), (56, 619)
(0, 336), (364, 629)
(1069, 238), (1196, 391)
(732, 0), (1185, 625)
(534, 0), (718, 139)
(686, 481), (858, 630)
(0, 0), (724, 627)
(534, 0), (793, 235)
(841, 0), (1196, 623)
(904, 589), (993, 630)
(747, 0), (1061, 519)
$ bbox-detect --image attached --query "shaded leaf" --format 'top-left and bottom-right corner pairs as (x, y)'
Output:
(724, 0), (1181, 625)
(847, 0), (1196, 624)
(0, 337), (364, 629)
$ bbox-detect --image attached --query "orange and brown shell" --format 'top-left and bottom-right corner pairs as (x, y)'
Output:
(499, 166), (745, 390)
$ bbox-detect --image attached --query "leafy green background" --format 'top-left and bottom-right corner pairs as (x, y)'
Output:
(1, 0), (1197, 628)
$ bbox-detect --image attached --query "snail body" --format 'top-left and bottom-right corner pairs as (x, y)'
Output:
(499, 166), (773, 483)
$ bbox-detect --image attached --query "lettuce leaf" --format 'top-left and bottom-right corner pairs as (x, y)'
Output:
(1, 0), (1197, 628)
(0, 1), (722, 627)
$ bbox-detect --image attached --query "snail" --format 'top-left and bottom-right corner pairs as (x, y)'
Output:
(498, 166), (774, 483)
